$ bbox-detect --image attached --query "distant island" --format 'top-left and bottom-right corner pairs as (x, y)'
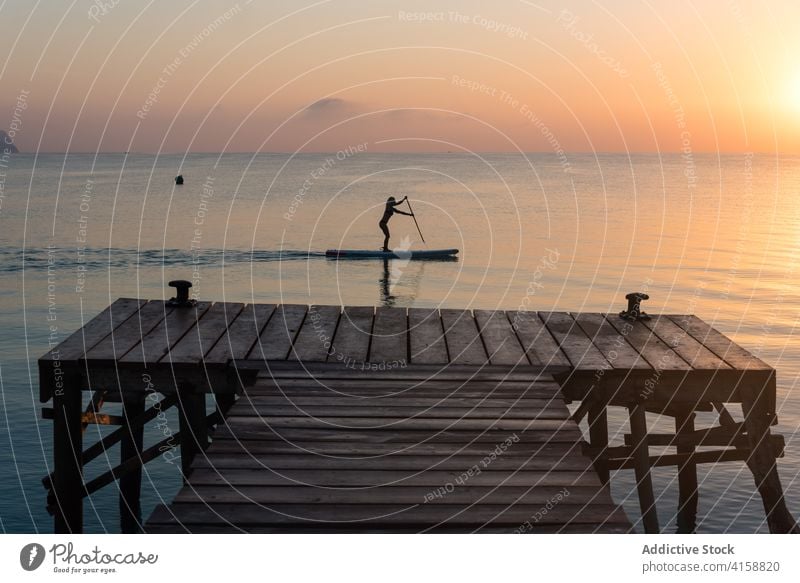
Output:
(1, 130), (19, 153)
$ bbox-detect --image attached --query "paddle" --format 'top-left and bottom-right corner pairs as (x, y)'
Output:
(406, 199), (426, 244)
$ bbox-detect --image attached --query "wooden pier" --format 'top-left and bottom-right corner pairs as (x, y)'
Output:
(39, 295), (799, 533)
(146, 365), (627, 533)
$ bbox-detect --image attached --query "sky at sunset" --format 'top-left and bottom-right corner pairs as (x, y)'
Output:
(2, 0), (800, 153)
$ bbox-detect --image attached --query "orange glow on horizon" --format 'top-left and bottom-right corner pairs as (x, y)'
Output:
(1, 1), (799, 154)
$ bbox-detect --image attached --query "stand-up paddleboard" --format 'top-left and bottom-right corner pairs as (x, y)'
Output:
(326, 248), (459, 259)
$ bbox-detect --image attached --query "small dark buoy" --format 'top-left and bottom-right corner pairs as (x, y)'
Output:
(175, 174), (184, 185)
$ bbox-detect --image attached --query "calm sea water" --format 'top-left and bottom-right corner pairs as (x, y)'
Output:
(1, 151), (798, 533)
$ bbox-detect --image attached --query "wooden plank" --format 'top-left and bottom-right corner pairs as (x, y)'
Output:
(83, 301), (173, 363)
(136, 343), (630, 533)
(440, 309), (487, 365)
(242, 389), (561, 402)
(245, 387), (561, 401)
(186, 468), (599, 488)
(213, 426), (583, 443)
(145, 521), (630, 534)
(289, 305), (341, 362)
(42, 298), (146, 362)
(250, 369), (552, 382)
(508, 311), (570, 367)
(232, 406), (567, 420)
(368, 306), (408, 363)
(247, 389), (561, 401)
(249, 375), (561, 387)
(39, 298), (146, 400)
(165, 302), (245, 365)
(643, 315), (730, 370)
(224, 416), (572, 432)
(204, 439), (581, 456)
(228, 403), (569, 421)
(247, 304), (308, 360)
(238, 384), (561, 404)
(248, 361), (549, 380)
(247, 377), (560, 390)
(147, 502), (626, 527)
(239, 397), (564, 409)
(174, 484), (600, 504)
(193, 454), (589, 472)
(474, 310), (527, 365)
(408, 308), (448, 364)
(603, 314), (691, 371)
(539, 312), (611, 369)
(119, 302), (212, 365)
(573, 312), (650, 370)
(328, 306), (374, 364)
(668, 315), (772, 370)
(204, 303), (275, 363)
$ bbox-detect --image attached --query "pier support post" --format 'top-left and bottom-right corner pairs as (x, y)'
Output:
(52, 373), (84, 534)
(177, 385), (208, 477)
(119, 394), (145, 533)
(629, 403), (659, 533)
(216, 393), (236, 417)
(588, 402), (610, 485)
(741, 386), (799, 533)
(675, 410), (698, 533)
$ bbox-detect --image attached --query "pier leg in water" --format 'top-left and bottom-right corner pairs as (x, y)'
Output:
(119, 395), (145, 533)
(177, 385), (208, 478)
(216, 393), (236, 417)
(629, 403), (659, 533)
(741, 383), (799, 533)
(588, 401), (610, 485)
(53, 373), (84, 533)
(675, 410), (698, 533)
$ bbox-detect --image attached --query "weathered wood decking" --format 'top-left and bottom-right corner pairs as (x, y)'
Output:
(38, 301), (774, 401)
(147, 369), (628, 533)
(38, 299), (798, 534)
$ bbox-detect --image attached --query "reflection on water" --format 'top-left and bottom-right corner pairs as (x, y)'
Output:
(378, 257), (427, 307)
(380, 258), (396, 306)
(378, 256), (460, 306)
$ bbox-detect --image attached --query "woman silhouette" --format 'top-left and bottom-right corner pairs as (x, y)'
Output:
(379, 196), (412, 251)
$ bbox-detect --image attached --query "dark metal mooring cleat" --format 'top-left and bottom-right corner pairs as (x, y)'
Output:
(167, 280), (196, 307)
(619, 292), (650, 321)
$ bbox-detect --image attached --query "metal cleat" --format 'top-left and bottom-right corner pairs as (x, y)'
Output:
(619, 292), (650, 321)
(167, 280), (196, 307)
